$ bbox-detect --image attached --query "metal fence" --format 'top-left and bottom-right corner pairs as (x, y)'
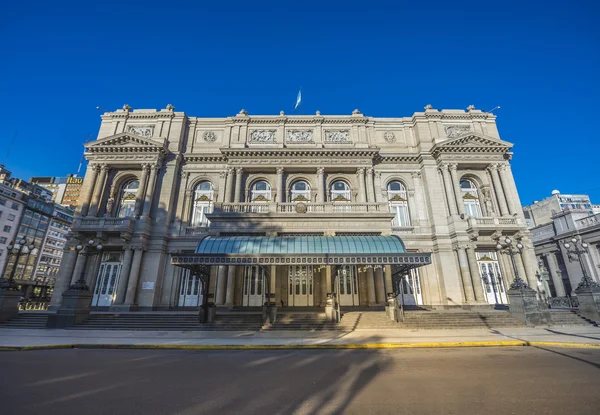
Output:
(546, 296), (579, 309)
(18, 298), (50, 311)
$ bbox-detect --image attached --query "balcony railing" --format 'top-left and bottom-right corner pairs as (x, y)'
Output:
(217, 202), (388, 214)
(73, 216), (136, 233)
(530, 223), (556, 242)
(576, 213), (600, 229)
(467, 216), (519, 228)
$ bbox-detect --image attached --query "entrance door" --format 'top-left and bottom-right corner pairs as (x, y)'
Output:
(92, 260), (122, 307)
(288, 265), (314, 306)
(178, 269), (203, 307)
(476, 251), (508, 304)
(336, 265), (359, 306)
(243, 266), (265, 306)
(396, 268), (423, 306)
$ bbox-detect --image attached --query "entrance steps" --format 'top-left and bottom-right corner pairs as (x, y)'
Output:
(268, 312), (344, 331)
(396, 310), (526, 329)
(548, 310), (597, 326)
(0, 312), (49, 329)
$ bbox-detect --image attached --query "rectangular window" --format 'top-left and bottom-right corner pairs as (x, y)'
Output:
(0, 237), (7, 244)
(7, 214), (15, 221)
(11, 203), (19, 210)
(0, 198), (5, 205)
(3, 225), (11, 233)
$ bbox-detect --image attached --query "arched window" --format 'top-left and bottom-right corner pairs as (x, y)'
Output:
(191, 181), (214, 227)
(250, 180), (271, 202)
(290, 180), (311, 202)
(387, 181), (411, 227)
(117, 180), (139, 218)
(460, 179), (482, 217)
(330, 180), (351, 202)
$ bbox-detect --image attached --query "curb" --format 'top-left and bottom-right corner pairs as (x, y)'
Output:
(1, 340), (600, 351)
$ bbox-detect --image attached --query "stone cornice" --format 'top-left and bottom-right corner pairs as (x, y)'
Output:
(85, 133), (169, 155)
(431, 133), (512, 158)
(220, 148), (380, 159)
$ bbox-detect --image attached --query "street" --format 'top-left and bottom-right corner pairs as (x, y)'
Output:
(0, 346), (599, 415)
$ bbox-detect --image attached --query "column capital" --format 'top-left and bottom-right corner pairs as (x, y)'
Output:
(437, 163), (450, 173)
(411, 171), (422, 179)
(447, 163), (458, 172)
(452, 243), (469, 251)
(366, 167), (374, 174)
(356, 167), (365, 176)
(235, 167), (244, 175)
(140, 163), (151, 172)
(276, 167), (284, 175)
(316, 167), (325, 175)
(219, 170), (228, 179)
(486, 164), (499, 172)
(89, 163), (100, 172)
(99, 163), (110, 172)
(226, 166), (235, 174)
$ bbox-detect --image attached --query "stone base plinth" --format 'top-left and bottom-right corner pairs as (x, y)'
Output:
(574, 287), (600, 323)
(507, 288), (549, 327)
(198, 305), (216, 324)
(0, 290), (22, 323)
(47, 289), (92, 328)
(385, 297), (397, 322)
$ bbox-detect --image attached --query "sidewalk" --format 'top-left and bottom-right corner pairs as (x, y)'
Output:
(1, 326), (600, 350)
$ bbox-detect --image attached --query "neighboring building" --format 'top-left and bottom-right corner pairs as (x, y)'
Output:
(593, 204), (600, 215)
(8, 178), (53, 202)
(31, 174), (83, 208)
(50, 104), (539, 314)
(531, 208), (600, 298)
(523, 191), (594, 228)
(0, 180), (27, 277)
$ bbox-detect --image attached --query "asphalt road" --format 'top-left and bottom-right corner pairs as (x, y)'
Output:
(1, 347), (599, 415)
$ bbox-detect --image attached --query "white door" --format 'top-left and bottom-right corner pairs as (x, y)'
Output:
(243, 266), (265, 306)
(288, 266), (314, 306)
(336, 265), (359, 306)
(92, 262), (122, 307)
(477, 253), (508, 304)
(396, 268), (423, 306)
(178, 270), (203, 307)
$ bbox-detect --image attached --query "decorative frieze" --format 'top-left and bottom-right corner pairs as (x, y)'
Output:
(249, 130), (276, 143)
(324, 130), (350, 143)
(202, 131), (217, 142)
(126, 125), (155, 138)
(444, 125), (471, 138)
(286, 130), (314, 143)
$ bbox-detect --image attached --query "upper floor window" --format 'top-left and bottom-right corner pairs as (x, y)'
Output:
(330, 180), (351, 202)
(290, 181), (311, 202)
(250, 180), (271, 202)
(460, 179), (482, 217)
(191, 181), (214, 227)
(117, 180), (139, 218)
(387, 181), (410, 227)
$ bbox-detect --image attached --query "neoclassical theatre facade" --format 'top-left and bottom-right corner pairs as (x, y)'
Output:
(49, 104), (539, 312)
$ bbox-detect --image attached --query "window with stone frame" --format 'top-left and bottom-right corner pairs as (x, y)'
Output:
(329, 180), (351, 202)
(117, 180), (140, 218)
(289, 180), (311, 202)
(460, 179), (482, 217)
(250, 180), (271, 202)
(191, 181), (214, 227)
(387, 181), (411, 227)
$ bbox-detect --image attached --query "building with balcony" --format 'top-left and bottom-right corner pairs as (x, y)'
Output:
(49, 104), (538, 313)
(523, 190), (595, 228)
(0, 179), (26, 276)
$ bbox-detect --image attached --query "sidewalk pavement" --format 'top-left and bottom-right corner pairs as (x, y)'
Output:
(1, 326), (600, 350)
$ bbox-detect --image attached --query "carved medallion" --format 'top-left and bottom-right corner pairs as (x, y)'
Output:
(287, 130), (313, 143)
(324, 130), (350, 143)
(249, 130), (276, 143)
(384, 131), (396, 143)
(203, 131), (217, 142)
(444, 125), (471, 138)
(126, 125), (154, 138)
(295, 202), (307, 214)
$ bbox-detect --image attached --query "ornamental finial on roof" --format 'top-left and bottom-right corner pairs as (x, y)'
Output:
(316, 110), (321, 116)
(467, 105), (475, 111)
(424, 104), (433, 110)
(123, 104), (132, 112)
(280, 110), (285, 116)
(166, 104), (174, 111)
(238, 109), (248, 116)
(352, 109), (361, 115)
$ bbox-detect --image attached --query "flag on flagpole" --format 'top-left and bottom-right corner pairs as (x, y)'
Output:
(294, 89), (302, 111)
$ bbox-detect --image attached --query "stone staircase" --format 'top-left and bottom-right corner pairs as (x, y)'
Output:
(0, 312), (49, 329)
(396, 310), (526, 329)
(339, 311), (399, 330)
(268, 312), (344, 331)
(548, 310), (597, 327)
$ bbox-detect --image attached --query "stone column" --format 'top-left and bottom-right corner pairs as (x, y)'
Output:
(514, 251), (528, 286)
(225, 266), (236, 306)
(320, 267), (328, 306)
(269, 265), (277, 306)
(276, 167), (284, 203)
(519, 245), (539, 292)
(545, 253), (566, 296)
(374, 266), (385, 304)
(80, 164), (99, 216)
(70, 250), (89, 285)
(384, 265), (393, 296)
(448, 164), (465, 216)
(316, 167), (325, 203)
(89, 164), (109, 216)
(439, 164), (458, 216)
(411, 172), (427, 227)
(225, 167), (234, 203)
(488, 164), (509, 216)
(325, 266), (332, 296)
(466, 245), (486, 302)
(456, 245), (476, 303)
(366, 266), (376, 305)
(142, 163), (159, 217)
(124, 246), (144, 306)
(112, 248), (134, 306)
(134, 164), (150, 217)
(49, 247), (78, 309)
(498, 164), (517, 214)
(357, 168), (367, 203)
(216, 266), (228, 305)
(366, 168), (376, 203)
(234, 167), (243, 203)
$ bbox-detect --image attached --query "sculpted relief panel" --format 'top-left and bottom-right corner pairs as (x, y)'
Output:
(249, 130), (277, 143)
(444, 125), (471, 138)
(126, 125), (155, 138)
(324, 130), (350, 143)
(286, 130), (314, 143)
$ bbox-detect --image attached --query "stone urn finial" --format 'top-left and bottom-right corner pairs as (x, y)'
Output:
(424, 104), (433, 110)
(316, 110), (321, 116)
(352, 108), (361, 115)
(123, 104), (132, 112)
(467, 105), (475, 111)
(166, 104), (174, 111)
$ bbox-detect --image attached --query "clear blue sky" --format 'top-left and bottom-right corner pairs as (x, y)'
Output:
(1, 0), (598, 205)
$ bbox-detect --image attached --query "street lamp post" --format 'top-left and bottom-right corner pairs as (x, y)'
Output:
(495, 236), (530, 290)
(1, 239), (36, 291)
(70, 239), (104, 291)
(560, 236), (600, 290)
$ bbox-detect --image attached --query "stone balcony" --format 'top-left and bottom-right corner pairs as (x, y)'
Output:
(530, 223), (556, 243)
(465, 215), (520, 235)
(219, 202), (388, 214)
(71, 216), (136, 238)
(576, 212), (600, 230)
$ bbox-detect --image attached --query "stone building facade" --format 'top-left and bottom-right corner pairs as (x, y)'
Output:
(49, 104), (539, 312)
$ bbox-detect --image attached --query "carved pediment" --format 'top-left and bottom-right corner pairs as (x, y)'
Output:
(332, 194), (350, 202)
(432, 133), (513, 157)
(252, 194), (270, 202)
(389, 194), (407, 202)
(85, 133), (168, 155)
(292, 195), (309, 202)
